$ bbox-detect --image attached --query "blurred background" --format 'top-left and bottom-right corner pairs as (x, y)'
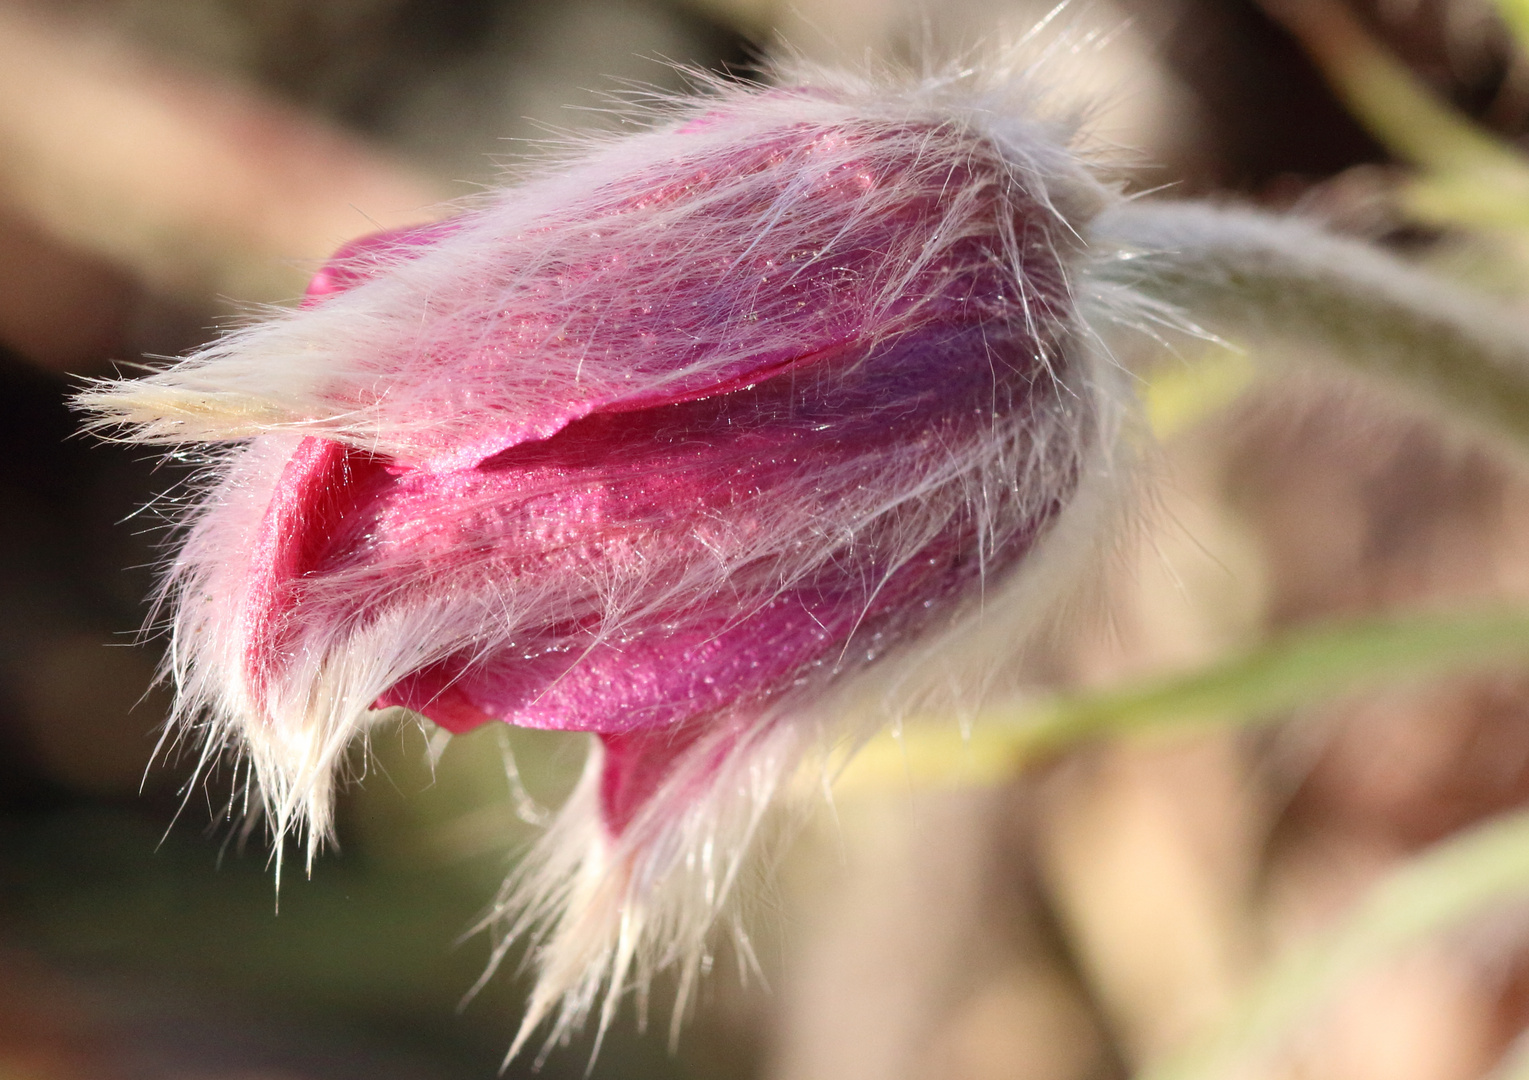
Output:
(10, 0), (1529, 1078)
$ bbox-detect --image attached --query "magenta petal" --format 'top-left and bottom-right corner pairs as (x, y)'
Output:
(598, 725), (724, 836)
(372, 665), (495, 734)
(257, 317), (1062, 834)
(288, 123), (1066, 472)
(303, 220), (462, 306)
(242, 436), (388, 699)
(302, 220), (862, 471)
(406, 337), (849, 473)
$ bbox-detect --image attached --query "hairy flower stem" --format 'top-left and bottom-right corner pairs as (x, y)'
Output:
(1090, 202), (1529, 454)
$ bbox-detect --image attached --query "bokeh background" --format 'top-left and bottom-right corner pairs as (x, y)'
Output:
(9, 1), (1529, 1078)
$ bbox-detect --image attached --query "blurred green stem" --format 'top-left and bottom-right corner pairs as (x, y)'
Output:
(844, 608), (1529, 788)
(1142, 806), (1529, 1080)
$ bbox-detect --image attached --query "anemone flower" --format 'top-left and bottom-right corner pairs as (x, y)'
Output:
(78, 56), (1529, 1058)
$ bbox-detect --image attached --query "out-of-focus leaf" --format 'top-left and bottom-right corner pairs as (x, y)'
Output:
(839, 609), (1529, 790)
(1142, 807), (1529, 1080)
(0, 5), (447, 305)
(1496, 0), (1529, 58)
(1266, 0), (1529, 230)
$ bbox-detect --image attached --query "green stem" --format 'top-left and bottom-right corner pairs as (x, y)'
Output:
(1088, 201), (1529, 457)
(1017, 608), (1529, 746)
(841, 609), (1529, 789)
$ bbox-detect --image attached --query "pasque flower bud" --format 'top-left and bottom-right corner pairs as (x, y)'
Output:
(80, 63), (1127, 1052)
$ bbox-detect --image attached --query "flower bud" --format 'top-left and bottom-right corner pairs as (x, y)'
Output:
(79, 63), (1122, 1052)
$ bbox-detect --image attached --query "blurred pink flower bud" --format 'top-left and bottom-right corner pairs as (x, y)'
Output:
(80, 63), (1125, 1051)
